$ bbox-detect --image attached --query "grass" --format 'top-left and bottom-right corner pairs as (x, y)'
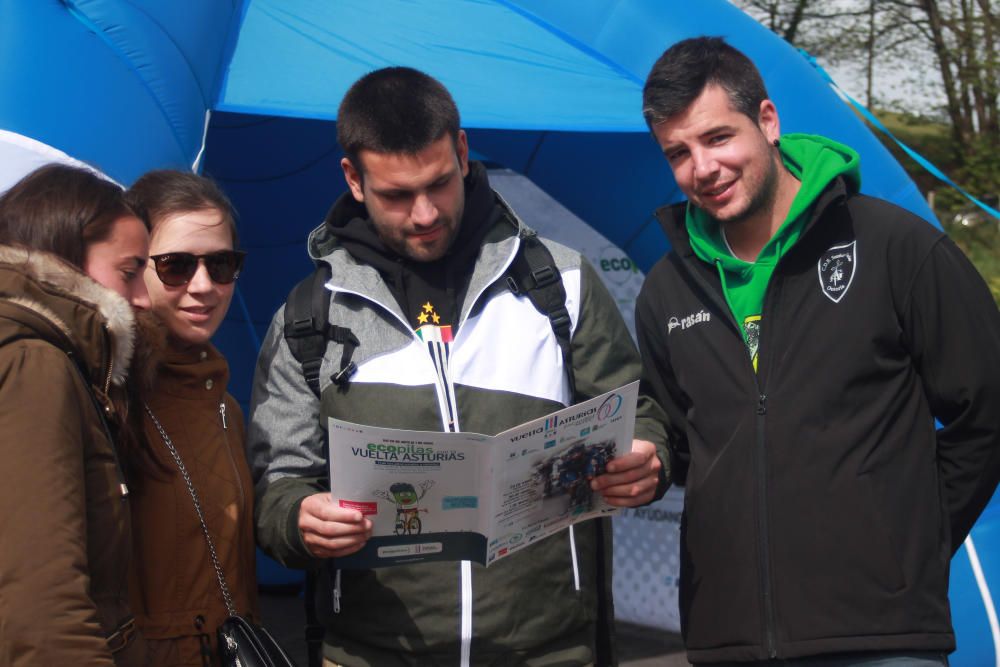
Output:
(862, 110), (1000, 306)
(868, 110), (958, 196)
(946, 221), (1000, 305)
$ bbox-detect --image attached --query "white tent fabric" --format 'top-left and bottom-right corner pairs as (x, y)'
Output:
(487, 168), (644, 338)
(0, 130), (116, 194)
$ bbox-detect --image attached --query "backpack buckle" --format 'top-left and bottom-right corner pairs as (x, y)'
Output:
(531, 266), (558, 288)
(332, 361), (358, 386)
(285, 317), (316, 339)
(549, 306), (571, 334)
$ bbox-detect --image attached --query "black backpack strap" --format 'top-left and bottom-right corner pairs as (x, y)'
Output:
(304, 569), (323, 667)
(283, 264), (359, 398)
(505, 230), (576, 397)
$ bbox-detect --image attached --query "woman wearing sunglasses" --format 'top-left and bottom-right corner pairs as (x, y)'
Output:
(124, 171), (257, 666)
(0, 163), (150, 665)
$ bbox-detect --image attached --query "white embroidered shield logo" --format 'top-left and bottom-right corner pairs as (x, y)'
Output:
(817, 241), (857, 303)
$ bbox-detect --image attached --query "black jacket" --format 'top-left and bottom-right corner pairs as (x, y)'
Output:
(635, 178), (1000, 663)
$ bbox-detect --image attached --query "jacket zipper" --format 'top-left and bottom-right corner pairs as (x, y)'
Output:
(756, 392), (776, 658)
(103, 357), (114, 395)
(96, 338), (128, 498)
(680, 252), (779, 658)
(755, 257), (796, 660)
(333, 568), (341, 613)
(218, 397), (254, 614)
(327, 283), (478, 660)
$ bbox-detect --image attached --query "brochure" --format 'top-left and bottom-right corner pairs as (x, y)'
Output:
(328, 381), (638, 568)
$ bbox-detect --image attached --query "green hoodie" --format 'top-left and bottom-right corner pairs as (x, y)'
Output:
(686, 133), (860, 370)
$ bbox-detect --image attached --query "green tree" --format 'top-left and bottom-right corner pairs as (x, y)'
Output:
(735, 0), (998, 196)
(735, 0), (1000, 303)
(899, 0), (999, 215)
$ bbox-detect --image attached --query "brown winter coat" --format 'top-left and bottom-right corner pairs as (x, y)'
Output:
(129, 342), (257, 666)
(0, 246), (144, 666)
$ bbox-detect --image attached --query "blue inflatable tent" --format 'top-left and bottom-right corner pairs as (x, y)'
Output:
(1, 1), (994, 663)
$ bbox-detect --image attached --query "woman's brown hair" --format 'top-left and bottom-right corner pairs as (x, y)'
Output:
(125, 170), (238, 245)
(0, 163), (151, 469)
(0, 163), (145, 267)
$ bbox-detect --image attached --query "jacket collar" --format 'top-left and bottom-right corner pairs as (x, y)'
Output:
(150, 343), (229, 401)
(305, 176), (527, 330)
(655, 176), (852, 261)
(0, 245), (135, 387)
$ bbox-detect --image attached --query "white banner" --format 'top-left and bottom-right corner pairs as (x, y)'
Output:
(613, 486), (684, 631)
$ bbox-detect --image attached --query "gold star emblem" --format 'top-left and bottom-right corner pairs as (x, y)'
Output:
(422, 302), (435, 313)
(432, 312), (440, 324)
(417, 312), (429, 324)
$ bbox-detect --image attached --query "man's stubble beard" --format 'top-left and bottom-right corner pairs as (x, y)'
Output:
(717, 149), (781, 228)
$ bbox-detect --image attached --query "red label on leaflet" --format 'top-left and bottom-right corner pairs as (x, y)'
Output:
(339, 500), (378, 515)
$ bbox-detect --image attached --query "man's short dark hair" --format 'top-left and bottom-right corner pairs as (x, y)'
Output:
(337, 67), (460, 173)
(642, 37), (769, 129)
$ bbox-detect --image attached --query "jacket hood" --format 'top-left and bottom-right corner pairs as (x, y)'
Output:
(776, 133), (860, 230)
(654, 135), (860, 261)
(0, 245), (136, 387)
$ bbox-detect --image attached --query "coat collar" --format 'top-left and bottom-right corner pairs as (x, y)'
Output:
(151, 342), (229, 401)
(654, 176), (852, 261)
(307, 185), (527, 331)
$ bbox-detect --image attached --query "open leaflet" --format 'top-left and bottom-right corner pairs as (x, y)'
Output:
(328, 381), (638, 568)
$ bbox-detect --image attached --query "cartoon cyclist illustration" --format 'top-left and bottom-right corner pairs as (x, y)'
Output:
(374, 480), (435, 535)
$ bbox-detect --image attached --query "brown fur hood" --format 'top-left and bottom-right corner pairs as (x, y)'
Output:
(0, 244), (136, 387)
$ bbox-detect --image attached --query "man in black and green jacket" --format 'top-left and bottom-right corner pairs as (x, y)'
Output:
(636, 37), (1000, 665)
(248, 67), (669, 666)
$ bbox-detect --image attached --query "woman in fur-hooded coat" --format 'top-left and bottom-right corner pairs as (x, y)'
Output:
(0, 163), (151, 666)
(0, 246), (145, 666)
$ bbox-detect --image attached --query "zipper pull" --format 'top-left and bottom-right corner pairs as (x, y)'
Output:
(333, 569), (342, 613)
(757, 394), (767, 416)
(219, 402), (228, 430)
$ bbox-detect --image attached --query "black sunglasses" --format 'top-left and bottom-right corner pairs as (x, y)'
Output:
(149, 250), (247, 287)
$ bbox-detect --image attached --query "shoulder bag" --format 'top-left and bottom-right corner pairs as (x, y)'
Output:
(144, 404), (300, 667)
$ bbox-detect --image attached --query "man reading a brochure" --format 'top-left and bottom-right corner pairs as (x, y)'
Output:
(247, 67), (669, 667)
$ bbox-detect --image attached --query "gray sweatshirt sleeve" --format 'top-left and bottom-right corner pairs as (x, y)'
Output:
(247, 305), (327, 568)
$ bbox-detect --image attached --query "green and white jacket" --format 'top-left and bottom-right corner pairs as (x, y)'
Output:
(248, 193), (668, 667)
